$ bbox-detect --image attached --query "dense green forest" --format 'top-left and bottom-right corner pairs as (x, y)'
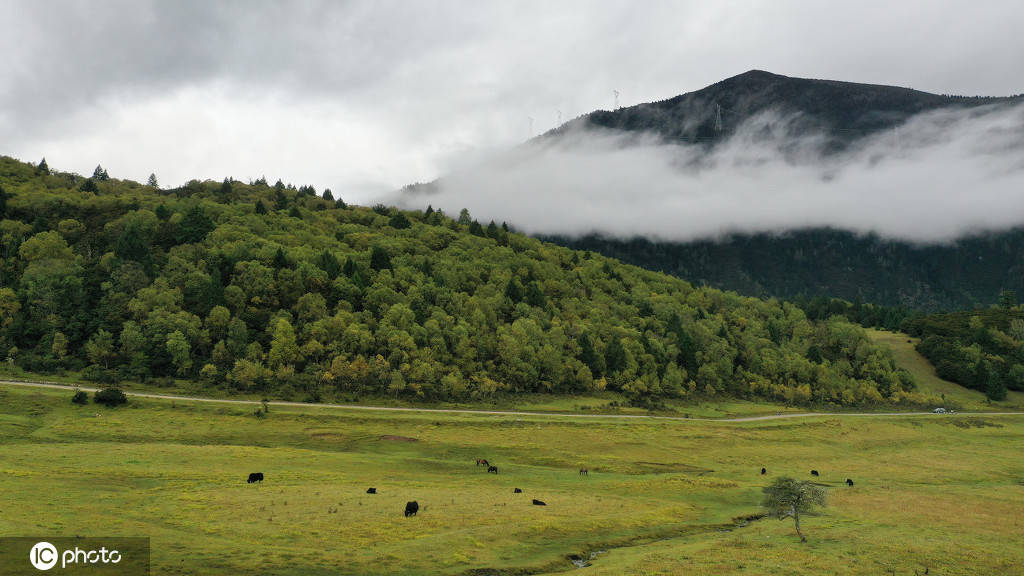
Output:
(548, 230), (1024, 312)
(904, 301), (1024, 400)
(0, 156), (931, 408)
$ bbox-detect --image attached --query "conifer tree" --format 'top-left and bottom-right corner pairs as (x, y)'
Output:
(370, 246), (391, 271)
(272, 248), (290, 269)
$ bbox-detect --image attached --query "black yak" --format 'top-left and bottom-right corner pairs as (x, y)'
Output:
(404, 501), (419, 517)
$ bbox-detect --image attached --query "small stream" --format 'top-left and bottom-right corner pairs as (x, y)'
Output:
(569, 550), (607, 568)
(564, 513), (766, 570)
(458, 513), (767, 576)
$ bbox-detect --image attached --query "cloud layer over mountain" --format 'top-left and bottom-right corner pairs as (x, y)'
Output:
(401, 103), (1024, 243)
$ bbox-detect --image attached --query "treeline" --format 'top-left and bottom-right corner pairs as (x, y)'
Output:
(904, 301), (1024, 400)
(547, 230), (1024, 312)
(0, 156), (928, 408)
(795, 296), (917, 331)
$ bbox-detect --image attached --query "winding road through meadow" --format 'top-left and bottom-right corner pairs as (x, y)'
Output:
(3, 378), (1022, 422)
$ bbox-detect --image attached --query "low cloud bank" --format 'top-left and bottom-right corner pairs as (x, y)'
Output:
(395, 103), (1024, 243)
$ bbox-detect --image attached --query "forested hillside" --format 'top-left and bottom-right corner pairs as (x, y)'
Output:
(550, 230), (1024, 311)
(904, 302), (1024, 400)
(0, 156), (927, 407)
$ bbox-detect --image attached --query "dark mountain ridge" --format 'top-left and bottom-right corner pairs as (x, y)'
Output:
(559, 69), (1023, 149)
(403, 70), (1021, 196)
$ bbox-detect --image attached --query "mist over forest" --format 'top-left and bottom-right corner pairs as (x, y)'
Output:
(400, 101), (1024, 244)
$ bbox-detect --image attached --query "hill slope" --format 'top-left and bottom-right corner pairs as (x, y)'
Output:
(903, 306), (1024, 398)
(0, 156), (930, 408)
(566, 69), (1022, 149)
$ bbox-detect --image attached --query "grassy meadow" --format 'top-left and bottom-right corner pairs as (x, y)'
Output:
(0, 383), (1022, 575)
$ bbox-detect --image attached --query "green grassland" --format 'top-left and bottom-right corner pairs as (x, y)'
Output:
(1, 384), (1022, 575)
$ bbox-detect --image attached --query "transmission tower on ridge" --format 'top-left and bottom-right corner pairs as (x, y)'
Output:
(714, 103), (723, 132)
(613, 90), (620, 110)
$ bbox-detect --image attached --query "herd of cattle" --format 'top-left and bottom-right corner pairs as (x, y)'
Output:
(244, 462), (854, 517)
(763, 467), (854, 486)
(242, 457), (552, 516)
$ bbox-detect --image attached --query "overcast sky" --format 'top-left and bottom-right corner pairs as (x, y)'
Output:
(2, 0), (1023, 204)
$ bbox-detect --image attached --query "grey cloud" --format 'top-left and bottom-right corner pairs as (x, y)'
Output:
(401, 103), (1024, 243)
(2, 1), (1024, 198)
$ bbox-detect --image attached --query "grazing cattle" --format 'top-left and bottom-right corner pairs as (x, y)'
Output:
(513, 488), (522, 494)
(404, 501), (419, 517)
(811, 470), (819, 477)
(247, 472), (264, 484)
(761, 467), (766, 475)
(487, 465), (499, 474)
(579, 468), (588, 476)
(532, 499), (546, 506)
(846, 478), (854, 487)
(366, 487), (377, 494)
(476, 459), (489, 467)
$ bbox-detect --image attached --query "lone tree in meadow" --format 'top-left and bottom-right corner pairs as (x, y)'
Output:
(762, 476), (826, 543)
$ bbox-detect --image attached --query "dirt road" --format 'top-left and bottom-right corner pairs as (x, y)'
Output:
(3, 379), (1021, 422)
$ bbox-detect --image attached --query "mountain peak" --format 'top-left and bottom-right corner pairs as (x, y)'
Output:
(727, 69), (783, 81)
(577, 71), (1021, 149)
